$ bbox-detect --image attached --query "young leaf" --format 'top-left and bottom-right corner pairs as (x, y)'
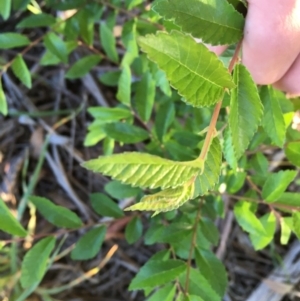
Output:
(285, 141), (300, 167)
(0, 0), (11, 20)
(116, 65), (131, 106)
(90, 193), (124, 218)
(139, 31), (235, 107)
(11, 54), (32, 88)
(129, 259), (186, 290)
(262, 170), (297, 202)
(17, 13), (56, 28)
(83, 153), (204, 190)
(84, 128), (106, 147)
(249, 212), (276, 250)
(0, 80), (8, 116)
(280, 217), (292, 245)
(126, 182), (195, 216)
(147, 283), (176, 301)
(125, 216), (143, 244)
(0, 33), (30, 49)
(29, 196), (82, 229)
(194, 138), (222, 197)
(234, 201), (266, 236)
(103, 122), (149, 143)
(229, 64), (263, 159)
(135, 71), (156, 122)
(0, 198), (27, 237)
(71, 226), (106, 260)
(66, 54), (102, 79)
(260, 85), (286, 147)
(21, 237), (56, 288)
(44, 33), (68, 63)
(100, 22), (118, 63)
(195, 248), (227, 297)
(153, 0), (244, 45)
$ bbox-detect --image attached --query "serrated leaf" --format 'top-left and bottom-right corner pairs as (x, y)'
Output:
(135, 71), (156, 122)
(126, 182), (195, 216)
(103, 122), (148, 143)
(147, 283), (176, 301)
(199, 218), (219, 246)
(44, 33), (68, 63)
(129, 259), (186, 290)
(262, 170), (297, 202)
(125, 216), (143, 244)
(229, 64), (263, 159)
(223, 127), (237, 169)
(260, 85), (286, 147)
(83, 153), (204, 190)
(17, 13), (56, 28)
(0, 198), (27, 237)
(195, 248), (227, 297)
(249, 212), (276, 250)
(66, 54), (101, 79)
(194, 138), (222, 197)
(0, 0), (11, 20)
(234, 201), (266, 236)
(139, 31), (235, 107)
(285, 141), (300, 167)
(116, 65), (131, 106)
(90, 193), (124, 218)
(71, 226), (106, 260)
(11, 54), (32, 88)
(100, 22), (118, 63)
(29, 196), (82, 229)
(0, 33), (30, 49)
(153, 0), (244, 45)
(21, 237), (56, 288)
(0, 80), (7, 115)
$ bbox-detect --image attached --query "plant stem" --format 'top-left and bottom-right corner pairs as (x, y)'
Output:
(199, 40), (243, 160)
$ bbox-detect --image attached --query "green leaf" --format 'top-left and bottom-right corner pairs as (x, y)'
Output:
(262, 170), (297, 202)
(0, 80), (7, 116)
(21, 237), (56, 288)
(135, 71), (156, 122)
(285, 141), (300, 166)
(84, 128), (106, 147)
(0, 0), (11, 20)
(88, 107), (131, 121)
(90, 193), (124, 218)
(223, 127), (237, 170)
(273, 192), (300, 208)
(153, 0), (244, 45)
(260, 86), (286, 147)
(105, 180), (141, 199)
(17, 13), (56, 28)
(126, 0), (143, 9)
(129, 259), (186, 290)
(155, 100), (175, 142)
(195, 248), (227, 297)
(139, 31), (235, 107)
(71, 226), (106, 260)
(280, 217), (292, 245)
(44, 33), (68, 63)
(99, 70), (121, 86)
(125, 216), (143, 244)
(116, 65), (131, 106)
(0, 33), (30, 49)
(234, 201), (266, 236)
(292, 212), (300, 239)
(100, 22), (118, 63)
(147, 283), (176, 301)
(249, 212), (276, 250)
(11, 54), (32, 88)
(103, 122), (149, 143)
(0, 198), (27, 237)
(178, 268), (221, 301)
(29, 196), (82, 229)
(126, 182), (195, 216)
(66, 54), (101, 79)
(194, 138), (222, 197)
(83, 153), (204, 190)
(229, 64), (263, 159)
(199, 218), (219, 246)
